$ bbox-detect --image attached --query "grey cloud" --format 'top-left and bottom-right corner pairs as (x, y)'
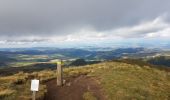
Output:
(0, 0), (170, 38)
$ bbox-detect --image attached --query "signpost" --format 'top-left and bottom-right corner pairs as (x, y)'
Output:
(31, 79), (39, 100)
(50, 59), (64, 86)
(57, 60), (63, 86)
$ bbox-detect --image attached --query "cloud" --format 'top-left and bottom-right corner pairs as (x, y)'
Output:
(48, 15), (170, 42)
(0, 14), (170, 46)
(108, 15), (170, 38)
(0, 0), (170, 35)
(0, 0), (170, 47)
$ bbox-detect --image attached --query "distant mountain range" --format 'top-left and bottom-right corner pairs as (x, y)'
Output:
(0, 47), (169, 68)
(0, 47), (164, 60)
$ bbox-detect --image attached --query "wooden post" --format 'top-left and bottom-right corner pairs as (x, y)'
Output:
(32, 91), (36, 100)
(57, 60), (63, 86)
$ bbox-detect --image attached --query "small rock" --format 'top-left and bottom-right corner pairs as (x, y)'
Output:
(66, 82), (71, 86)
(63, 80), (66, 84)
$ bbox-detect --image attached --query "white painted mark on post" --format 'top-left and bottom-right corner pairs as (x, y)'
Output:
(31, 79), (39, 91)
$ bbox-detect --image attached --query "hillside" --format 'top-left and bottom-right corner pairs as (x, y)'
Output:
(147, 56), (170, 67)
(89, 61), (170, 100)
(0, 47), (164, 68)
(0, 61), (170, 100)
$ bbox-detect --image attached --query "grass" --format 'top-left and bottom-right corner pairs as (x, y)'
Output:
(16, 54), (49, 61)
(0, 61), (170, 100)
(0, 70), (56, 100)
(0, 63), (95, 100)
(83, 92), (97, 100)
(0, 89), (16, 100)
(90, 62), (170, 100)
(9, 62), (36, 67)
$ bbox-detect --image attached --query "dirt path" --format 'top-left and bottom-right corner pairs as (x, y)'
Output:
(44, 75), (106, 100)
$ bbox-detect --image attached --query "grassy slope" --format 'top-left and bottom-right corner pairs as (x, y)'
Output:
(90, 62), (170, 100)
(0, 61), (170, 100)
(0, 70), (56, 100)
(61, 61), (170, 100)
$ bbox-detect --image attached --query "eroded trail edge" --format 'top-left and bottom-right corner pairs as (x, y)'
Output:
(44, 75), (106, 100)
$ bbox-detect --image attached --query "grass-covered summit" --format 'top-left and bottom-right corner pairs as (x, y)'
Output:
(89, 61), (170, 100)
(0, 61), (170, 100)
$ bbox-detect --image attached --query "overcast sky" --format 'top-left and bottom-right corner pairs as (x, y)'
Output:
(0, 0), (170, 48)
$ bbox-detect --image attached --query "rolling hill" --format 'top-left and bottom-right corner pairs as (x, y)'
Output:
(0, 47), (165, 68)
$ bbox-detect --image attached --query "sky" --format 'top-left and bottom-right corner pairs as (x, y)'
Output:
(0, 0), (170, 48)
